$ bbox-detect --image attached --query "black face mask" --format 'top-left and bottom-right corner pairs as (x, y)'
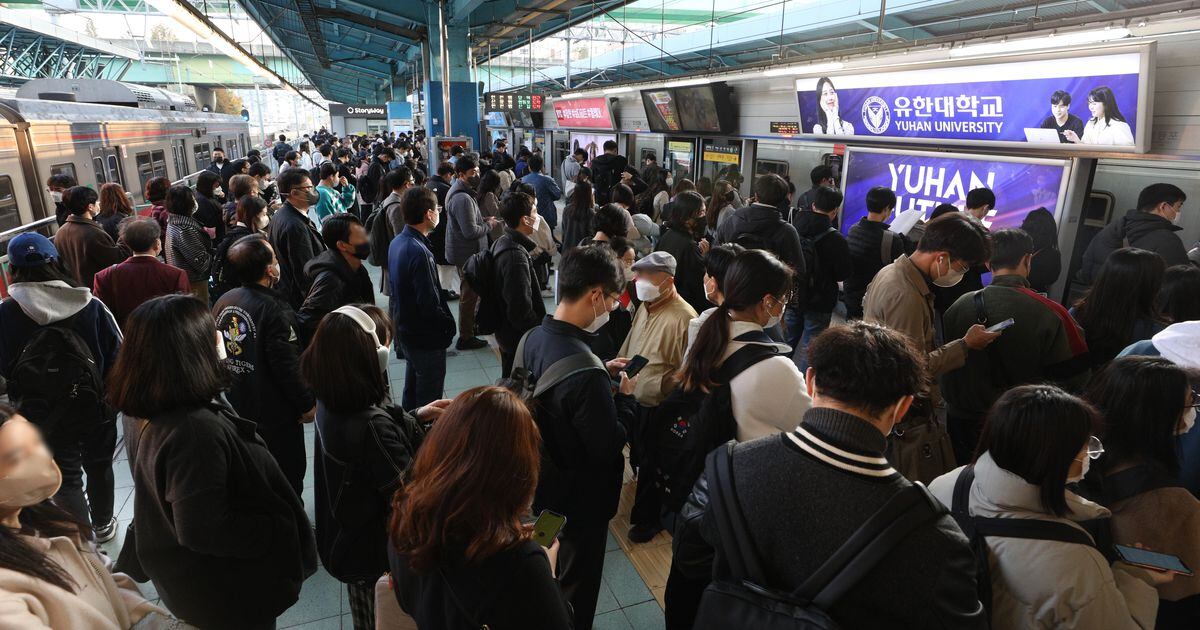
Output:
(352, 242), (371, 260)
(467, 176), (481, 188)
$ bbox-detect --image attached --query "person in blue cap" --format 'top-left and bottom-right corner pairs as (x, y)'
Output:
(0, 232), (123, 542)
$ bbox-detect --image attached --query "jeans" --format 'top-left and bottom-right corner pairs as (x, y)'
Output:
(399, 341), (447, 410)
(793, 310), (833, 372)
(783, 305), (804, 350)
(81, 419), (117, 527)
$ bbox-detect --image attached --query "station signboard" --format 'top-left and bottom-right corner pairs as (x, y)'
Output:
(795, 47), (1151, 152)
(328, 103), (387, 119)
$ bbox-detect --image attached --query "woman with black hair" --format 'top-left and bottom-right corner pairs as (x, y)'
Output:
(193, 170), (226, 243)
(561, 166), (596, 252)
(1020, 207), (1062, 294)
(1160, 265), (1200, 323)
(607, 182), (642, 241)
(1072, 247), (1168, 366)
(1082, 357), (1200, 628)
(654, 190), (710, 313)
(0, 405), (179, 628)
(475, 169), (505, 241)
(584, 203), (630, 247)
(811, 77), (854, 135)
(635, 166), (671, 221)
(676, 249), (810, 441)
(685, 243), (744, 353)
(929, 384), (1168, 629)
(107, 295), (317, 629)
(1078, 86), (1135, 145)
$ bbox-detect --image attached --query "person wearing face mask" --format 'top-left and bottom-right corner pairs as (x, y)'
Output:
(213, 235), (316, 495)
(1076, 183), (1190, 293)
(864, 212), (999, 483)
(930, 384), (1167, 630)
(789, 185), (853, 370)
(389, 187), (457, 410)
(301, 307), (450, 630)
(162, 183), (214, 302)
(942, 229), (1091, 465)
(212, 195), (270, 300)
(93, 217), (190, 330)
(517, 244), (638, 630)
(445, 155), (497, 351)
(932, 188), (995, 316)
(0, 405), (181, 629)
(490, 192), (549, 376)
(193, 170), (227, 244)
(268, 169), (328, 310)
(671, 322), (983, 630)
(53, 185), (130, 290)
(46, 173), (76, 226)
(655, 191), (711, 314)
(1079, 357), (1200, 628)
(298, 214), (375, 342)
(520, 154), (563, 233)
(311, 162), (357, 225)
(685, 244), (744, 354)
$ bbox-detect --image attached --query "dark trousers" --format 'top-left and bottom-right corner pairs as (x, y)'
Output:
(557, 519), (609, 630)
(256, 419), (306, 497)
(49, 417), (115, 529)
(499, 344), (517, 380)
(399, 341), (447, 410)
(630, 405), (661, 528)
(456, 265), (479, 340)
(947, 409), (985, 467)
(792, 309), (833, 372)
(664, 561), (708, 630)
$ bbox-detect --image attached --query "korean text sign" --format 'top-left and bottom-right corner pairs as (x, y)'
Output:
(840, 148), (1067, 235)
(796, 50), (1145, 150)
(554, 97), (615, 130)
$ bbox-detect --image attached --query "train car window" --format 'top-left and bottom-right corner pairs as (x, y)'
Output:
(50, 163), (77, 181)
(135, 152), (155, 191)
(0, 176), (20, 233)
(92, 157), (107, 184)
(151, 150), (168, 180)
(106, 155), (123, 187)
(194, 142), (211, 170)
(755, 160), (789, 178)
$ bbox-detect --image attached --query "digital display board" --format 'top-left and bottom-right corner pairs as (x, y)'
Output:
(485, 111), (509, 127)
(770, 121), (800, 135)
(796, 49), (1149, 151)
(485, 91), (544, 112)
(840, 147), (1068, 236)
(640, 83), (736, 134)
(553, 97), (616, 130)
(642, 90), (681, 132)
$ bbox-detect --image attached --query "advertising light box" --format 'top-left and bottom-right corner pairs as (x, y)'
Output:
(796, 48), (1151, 152)
(553, 97), (616, 130)
(570, 132), (616, 165)
(840, 147), (1070, 235)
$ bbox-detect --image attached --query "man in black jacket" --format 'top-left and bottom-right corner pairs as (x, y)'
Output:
(214, 235), (316, 494)
(791, 163), (835, 221)
(715, 173), (808, 292)
(670, 322), (985, 629)
(268, 169), (327, 309)
(360, 148), (395, 218)
(1075, 182), (1189, 289)
(271, 133), (294, 167)
(589, 140), (628, 205)
(493, 191), (547, 376)
(521, 245), (638, 630)
(298, 214), (375, 341)
(427, 162), (453, 206)
(789, 185), (852, 370)
(843, 186), (916, 319)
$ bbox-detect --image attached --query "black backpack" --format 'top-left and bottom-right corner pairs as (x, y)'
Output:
(797, 227), (837, 305)
(7, 314), (106, 436)
(948, 465), (1099, 623)
(499, 329), (608, 403)
(654, 331), (779, 513)
(366, 199), (400, 267)
(463, 238), (521, 336)
(695, 442), (942, 629)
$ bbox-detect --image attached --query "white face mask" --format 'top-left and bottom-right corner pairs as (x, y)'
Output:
(0, 444), (62, 508)
(763, 297), (784, 329)
(428, 208), (440, 230)
(703, 277), (718, 305)
(50, 190), (63, 203)
(526, 212), (542, 233)
(258, 213), (271, 232)
(635, 278), (663, 302)
(1068, 454), (1090, 484)
(624, 267), (635, 283)
(584, 294), (612, 333)
(665, 176), (674, 187)
(1178, 407), (1196, 436)
(932, 255), (967, 288)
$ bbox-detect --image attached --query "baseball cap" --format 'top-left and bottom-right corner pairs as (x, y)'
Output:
(6, 233), (57, 268)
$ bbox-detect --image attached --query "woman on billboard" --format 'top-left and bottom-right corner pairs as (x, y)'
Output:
(812, 77), (855, 136)
(1073, 86), (1134, 146)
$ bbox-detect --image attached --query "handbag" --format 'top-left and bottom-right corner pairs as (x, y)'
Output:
(885, 398), (955, 485)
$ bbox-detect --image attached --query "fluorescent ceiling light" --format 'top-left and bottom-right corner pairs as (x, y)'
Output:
(762, 62), (845, 77)
(561, 92), (584, 98)
(664, 78), (709, 88)
(603, 86), (633, 94)
(949, 27), (1132, 58)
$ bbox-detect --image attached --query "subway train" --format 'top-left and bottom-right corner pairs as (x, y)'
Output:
(489, 36), (1200, 304)
(0, 78), (250, 237)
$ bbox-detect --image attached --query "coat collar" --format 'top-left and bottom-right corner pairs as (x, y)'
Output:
(64, 214), (103, 230)
(990, 274), (1030, 289)
(894, 254), (932, 300)
(971, 452), (1110, 522)
(503, 226), (537, 251)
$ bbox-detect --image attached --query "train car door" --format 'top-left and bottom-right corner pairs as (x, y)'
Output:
(90, 146), (125, 188)
(700, 138), (743, 193)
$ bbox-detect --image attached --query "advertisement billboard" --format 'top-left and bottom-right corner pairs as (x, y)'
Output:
(328, 103), (387, 118)
(570, 132), (617, 165)
(554, 97), (616, 130)
(796, 48), (1150, 152)
(840, 147), (1070, 235)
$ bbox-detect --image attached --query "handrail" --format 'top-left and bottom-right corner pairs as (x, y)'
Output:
(0, 216), (55, 242)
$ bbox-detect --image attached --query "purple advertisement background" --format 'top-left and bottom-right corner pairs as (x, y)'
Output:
(841, 151), (1066, 236)
(798, 72), (1140, 143)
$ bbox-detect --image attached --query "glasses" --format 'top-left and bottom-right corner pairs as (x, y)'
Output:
(1189, 390), (1200, 411)
(1083, 436), (1105, 460)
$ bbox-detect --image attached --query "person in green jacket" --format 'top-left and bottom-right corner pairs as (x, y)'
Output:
(942, 228), (1091, 465)
(311, 162), (357, 225)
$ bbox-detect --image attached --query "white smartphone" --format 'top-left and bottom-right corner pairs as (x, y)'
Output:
(986, 318), (1015, 333)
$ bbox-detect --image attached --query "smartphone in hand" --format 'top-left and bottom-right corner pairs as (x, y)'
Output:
(532, 510), (567, 549)
(1114, 544), (1194, 576)
(622, 355), (650, 379)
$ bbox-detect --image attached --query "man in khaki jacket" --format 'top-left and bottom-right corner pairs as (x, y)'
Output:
(864, 212), (998, 481)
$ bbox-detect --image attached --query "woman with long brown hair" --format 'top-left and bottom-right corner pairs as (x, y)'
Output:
(96, 182), (134, 241)
(388, 386), (571, 629)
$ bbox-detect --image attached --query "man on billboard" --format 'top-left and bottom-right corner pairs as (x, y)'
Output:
(1038, 90), (1086, 144)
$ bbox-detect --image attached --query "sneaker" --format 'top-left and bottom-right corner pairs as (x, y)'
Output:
(455, 336), (488, 351)
(94, 517), (118, 543)
(627, 523), (663, 544)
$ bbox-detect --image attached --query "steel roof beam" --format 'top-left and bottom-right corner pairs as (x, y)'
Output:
(292, 0), (331, 68)
(313, 7), (425, 44)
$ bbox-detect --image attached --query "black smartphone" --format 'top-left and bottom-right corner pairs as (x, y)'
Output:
(532, 510), (567, 548)
(1114, 544), (1194, 576)
(623, 355), (649, 379)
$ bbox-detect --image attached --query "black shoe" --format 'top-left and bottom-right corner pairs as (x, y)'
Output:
(455, 336), (488, 351)
(94, 517), (118, 543)
(627, 523), (662, 544)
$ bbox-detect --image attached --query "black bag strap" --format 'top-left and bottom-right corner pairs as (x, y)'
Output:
(952, 466), (1096, 548)
(716, 334), (780, 382)
(511, 329), (607, 398)
(881, 230), (895, 265)
(974, 291), (988, 325)
(707, 442), (768, 585)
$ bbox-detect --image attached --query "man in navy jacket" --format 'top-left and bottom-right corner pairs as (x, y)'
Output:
(520, 154), (563, 231)
(388, 186), (456, 409)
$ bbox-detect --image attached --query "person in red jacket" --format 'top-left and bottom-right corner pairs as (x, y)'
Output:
(93, 217), (190, 329)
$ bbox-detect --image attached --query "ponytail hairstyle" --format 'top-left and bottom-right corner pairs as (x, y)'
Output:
(677, 249), (793, 391)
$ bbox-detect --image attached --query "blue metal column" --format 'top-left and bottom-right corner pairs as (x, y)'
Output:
(423, 2), (479, 148)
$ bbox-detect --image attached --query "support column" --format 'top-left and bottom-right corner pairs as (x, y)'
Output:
(423, 1), (480, 149)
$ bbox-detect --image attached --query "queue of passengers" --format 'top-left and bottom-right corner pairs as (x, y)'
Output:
(0, 130), (1198, 630)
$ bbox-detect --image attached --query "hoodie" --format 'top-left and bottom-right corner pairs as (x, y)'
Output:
(791, 210), (852, 312)
(714, 203), (807, 282)
(297, 249), (375, 338)
(1077, 208), (1189, 286)
(589, 152), (627, 204)
(0, 281), (122, 379)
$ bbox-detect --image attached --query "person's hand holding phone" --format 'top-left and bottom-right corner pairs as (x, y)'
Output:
(619, 372), (639, 396)
(963, 324), (1001, 350)
(543, 538), (560, 579)
(416, 398), (453, 423)
(606, 357), (630, 378)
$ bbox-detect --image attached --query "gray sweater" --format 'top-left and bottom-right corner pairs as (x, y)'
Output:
(444, 178), (487, 267)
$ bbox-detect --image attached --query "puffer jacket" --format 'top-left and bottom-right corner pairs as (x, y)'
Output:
(929, 453), (1160, 630)
(1076, 208), (1189, 287)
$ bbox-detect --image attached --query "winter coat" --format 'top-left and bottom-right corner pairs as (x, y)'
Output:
(0, 281), (121, 380)
(388, 226), (455, 351)
(1077, 208), (1189, 287)
(268, 202), (327, 309)
(444, 178), (487, 267)
(298, 249), (375, 338)
(492, 228), (546, 353)
(54, 215), (129, 289)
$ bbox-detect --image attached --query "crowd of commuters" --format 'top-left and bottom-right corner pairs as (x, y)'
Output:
(1, 125), (1198, 630)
